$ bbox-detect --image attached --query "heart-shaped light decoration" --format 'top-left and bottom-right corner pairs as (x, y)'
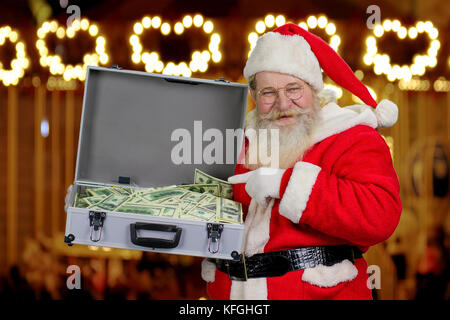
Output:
(36, 18), (109, 81)
(363, 19), (440, 82)
(247, 14), (341, 57)
(0, 26), (30, 86)
(130, 14), (222, 77)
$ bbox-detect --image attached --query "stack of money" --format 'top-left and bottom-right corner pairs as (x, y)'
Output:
(73, 169), (242, 224)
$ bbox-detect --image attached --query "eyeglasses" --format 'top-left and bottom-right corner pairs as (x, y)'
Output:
(256, 83), (304, 105)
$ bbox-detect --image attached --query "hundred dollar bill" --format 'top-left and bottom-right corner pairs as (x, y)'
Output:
(182, 192), (216, 216)
(177, 184), (221, 197)
(194, 169), (233, 199)
(156, 196), (183, 206)
(88, 194), (128, 211)
(86, 187), (115, 198)
(160, 206), (178, 218)
(110, 186), (133, 196)
(85, 186), (130, 197)
(140, 187), (187, 202)
(181, 206), (216, 222)
(74, 197), (89, 208)
(179, 189), (207, 203)
(115, 203), (163, 215)
(83, 196), (105, 207)
(218, 198), (243, 224)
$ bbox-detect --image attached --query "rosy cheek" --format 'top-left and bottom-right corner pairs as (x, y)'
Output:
(258, 103), (272, 115)
(296, 93), (313, 109)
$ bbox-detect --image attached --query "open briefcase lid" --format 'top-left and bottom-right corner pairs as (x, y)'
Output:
(75, 66), (248, 188)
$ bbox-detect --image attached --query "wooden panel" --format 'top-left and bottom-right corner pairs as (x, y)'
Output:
(51, 91), (61, 236)
(34, 86), (46, 237)
(0, 86), (7, 273)
(6, 86), (18, 267)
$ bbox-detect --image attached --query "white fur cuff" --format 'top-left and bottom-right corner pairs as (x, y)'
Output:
(302, 259), (358, 287)
(201, 259), (216, 283)
(279, 162), (321, 223)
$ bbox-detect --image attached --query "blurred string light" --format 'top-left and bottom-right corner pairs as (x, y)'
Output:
(433, 77), (450, 92)
(36, 18), (109, 81)
(46, 75), (77, 91)
(398, 77), (430, 91)
(130, 14), (222, 77)
(363, 19), (440, 83)
(299, 15), (340, 53)
(0, 26), (30, 86)
(247, 14), (341, 57)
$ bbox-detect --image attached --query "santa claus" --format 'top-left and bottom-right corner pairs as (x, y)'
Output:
(201, 23), (402, 300)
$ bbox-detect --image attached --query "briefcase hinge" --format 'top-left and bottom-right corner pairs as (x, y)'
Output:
(207, 223), (223, 254)
(89, 211), (106, 242)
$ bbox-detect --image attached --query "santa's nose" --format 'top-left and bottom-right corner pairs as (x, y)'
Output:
(275, 93), (292, 111)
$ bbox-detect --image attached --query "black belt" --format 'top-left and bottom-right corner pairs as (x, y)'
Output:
(214, 245), (363, 281)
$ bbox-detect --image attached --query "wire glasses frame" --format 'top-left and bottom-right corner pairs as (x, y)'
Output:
(256, 83), (304, 105)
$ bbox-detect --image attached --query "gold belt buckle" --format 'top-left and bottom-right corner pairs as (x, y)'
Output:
(226, 254), (248, 281)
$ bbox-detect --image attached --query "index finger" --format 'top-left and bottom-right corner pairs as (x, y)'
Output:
(227, 172), (253, 184)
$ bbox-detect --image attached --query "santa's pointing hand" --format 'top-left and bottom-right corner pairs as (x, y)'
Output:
(228, 167), (286, 207)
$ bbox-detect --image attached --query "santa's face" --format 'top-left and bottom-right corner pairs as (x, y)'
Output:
(251, 71), (315, 128)
(245, 71), (320, 170)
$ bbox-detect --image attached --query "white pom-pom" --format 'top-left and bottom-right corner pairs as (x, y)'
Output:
(375, 99), (398, 128)
(201, 259), (216, 283)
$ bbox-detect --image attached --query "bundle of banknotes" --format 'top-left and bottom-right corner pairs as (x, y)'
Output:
(73, 169), (242, 224)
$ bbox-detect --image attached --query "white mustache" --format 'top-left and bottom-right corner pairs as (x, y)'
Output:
(260, 107), (309, 121)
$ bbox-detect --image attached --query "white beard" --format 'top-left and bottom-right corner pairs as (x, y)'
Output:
(244, 100), (321, 170)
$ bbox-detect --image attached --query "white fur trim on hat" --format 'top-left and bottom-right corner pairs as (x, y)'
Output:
(244, 32), (324, 92)
(201, 259), (216, 283)
(375, 99), (398, 128)
(302, 259), (358, 287)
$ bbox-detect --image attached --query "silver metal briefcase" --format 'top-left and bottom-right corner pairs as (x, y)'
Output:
(64, 66), (248, 260)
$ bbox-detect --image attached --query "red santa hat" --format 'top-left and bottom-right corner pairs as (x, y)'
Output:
(244, 23), (398, 128)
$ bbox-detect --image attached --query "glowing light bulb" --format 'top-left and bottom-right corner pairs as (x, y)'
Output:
(275, 15), (285, 27)
(307, 16), (317, 28)
(265, 15), (275, 28)
(183, 15), (193, 28)
(161, 23), (171, 35)
(152, 17), (162, 28)
(256, 21), (266, 34)
(193, 15), (204, 27)
(203, 21), (213, 33)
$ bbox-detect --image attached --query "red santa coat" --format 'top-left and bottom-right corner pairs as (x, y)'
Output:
(201, 102), (402, 300)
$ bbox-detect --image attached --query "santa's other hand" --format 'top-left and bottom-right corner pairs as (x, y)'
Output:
(64, 184), (73, 212)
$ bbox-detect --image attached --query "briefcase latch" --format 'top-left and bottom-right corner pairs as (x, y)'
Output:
(89, 211), (106, 242)
(207, 223), (224, 254)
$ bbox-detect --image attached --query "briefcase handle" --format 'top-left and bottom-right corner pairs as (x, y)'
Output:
(130, 222), (182, 249)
